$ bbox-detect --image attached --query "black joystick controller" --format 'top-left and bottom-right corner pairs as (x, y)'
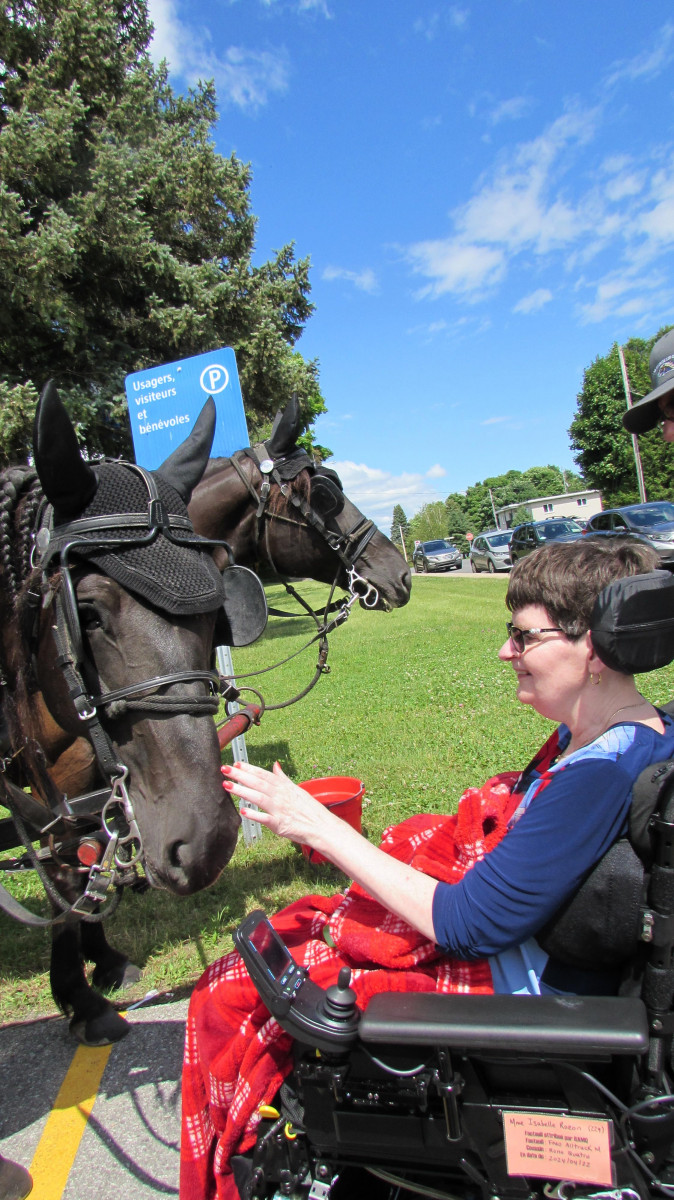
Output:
(323, 967), (357, 1022)
(319, 966), (360, 1044)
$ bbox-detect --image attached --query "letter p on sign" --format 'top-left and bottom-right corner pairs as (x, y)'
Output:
(200, 364), (229, 394)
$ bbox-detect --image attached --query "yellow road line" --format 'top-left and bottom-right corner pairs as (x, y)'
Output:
(28, 1032), (119, 1199)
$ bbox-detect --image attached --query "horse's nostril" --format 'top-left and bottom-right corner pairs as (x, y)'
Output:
(169, 840), (186, 870)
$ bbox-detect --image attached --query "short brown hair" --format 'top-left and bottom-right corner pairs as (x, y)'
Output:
(506, 537), (660, 638)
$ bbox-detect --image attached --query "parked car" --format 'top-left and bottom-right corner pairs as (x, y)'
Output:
(584, 503), (674, 568)
(469, 530), (512, 573)
(509, 519), (586, 563)
(412, 539), (462, 572)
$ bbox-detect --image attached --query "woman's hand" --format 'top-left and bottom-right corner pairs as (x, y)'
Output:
(222, 760), (439, 943)
(221, 760), (334, 850)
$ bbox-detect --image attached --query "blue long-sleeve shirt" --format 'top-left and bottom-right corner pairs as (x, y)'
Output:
(431, 714), (674, 993)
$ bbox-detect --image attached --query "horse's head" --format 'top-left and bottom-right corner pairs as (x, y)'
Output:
(29, 382), (240, 894)
(190, 398), (412, 611)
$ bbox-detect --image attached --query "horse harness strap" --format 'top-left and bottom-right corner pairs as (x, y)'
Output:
(229, 446), (380, 608)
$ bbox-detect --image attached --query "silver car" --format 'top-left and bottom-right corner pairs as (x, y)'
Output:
(412, 539), (463, 572)
(469, 530), (512, 573)
(585, 502), (674, 568)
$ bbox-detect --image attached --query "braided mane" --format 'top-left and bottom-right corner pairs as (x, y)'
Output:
(0, 466), (57, 792)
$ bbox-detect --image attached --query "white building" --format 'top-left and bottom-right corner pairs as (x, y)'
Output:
(495, 489), (603, 530)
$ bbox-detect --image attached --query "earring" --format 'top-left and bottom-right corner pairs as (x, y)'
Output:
(590, 672), (602, 686)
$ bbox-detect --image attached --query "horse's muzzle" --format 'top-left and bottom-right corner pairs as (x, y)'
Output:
(151, 808), (241, 895)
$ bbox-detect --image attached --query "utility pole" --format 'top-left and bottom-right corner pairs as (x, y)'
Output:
(617, 344), (647, 503)
(488, 488), (498, 527)
(398, 525), (408, 563)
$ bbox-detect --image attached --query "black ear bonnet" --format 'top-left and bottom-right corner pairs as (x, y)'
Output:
(42, 462), (268, 645)
(590, 570), (674, 674)
(248, 439), (345, 520)
(46, 461), (226, 617)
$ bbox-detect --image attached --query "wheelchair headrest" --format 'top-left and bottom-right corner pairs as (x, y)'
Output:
(590, 569), (674, 674)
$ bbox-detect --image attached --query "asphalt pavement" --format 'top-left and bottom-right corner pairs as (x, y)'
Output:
(0, 995), (188, 1199)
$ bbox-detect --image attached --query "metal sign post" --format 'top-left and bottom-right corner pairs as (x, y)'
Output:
(126, 349), (263, 847)
(216, 646), (263, 846)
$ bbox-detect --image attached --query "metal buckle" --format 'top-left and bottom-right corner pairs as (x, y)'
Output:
(101, 769), (143, 869)
(72, 835), (119, 910)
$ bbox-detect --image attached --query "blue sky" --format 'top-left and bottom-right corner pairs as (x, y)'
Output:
(148, 0), (674, 532)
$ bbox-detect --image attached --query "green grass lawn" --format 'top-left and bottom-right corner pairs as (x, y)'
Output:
(3, 575), (674, 1023)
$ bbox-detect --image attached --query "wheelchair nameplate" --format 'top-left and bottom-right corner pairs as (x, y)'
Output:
(503, 1111), (613, 1186)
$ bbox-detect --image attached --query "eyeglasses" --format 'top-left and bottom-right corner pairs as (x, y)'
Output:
(660, 399), (674, 422)
(506, 622), (563, 653)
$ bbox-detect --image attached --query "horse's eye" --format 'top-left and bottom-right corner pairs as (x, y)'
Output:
(78, 601), (103, 632)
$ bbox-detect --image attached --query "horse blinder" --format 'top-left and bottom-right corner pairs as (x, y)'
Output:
(310, 469), (345, 519)
(215, 565), (268, 648)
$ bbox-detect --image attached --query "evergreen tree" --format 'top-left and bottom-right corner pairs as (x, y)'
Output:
(390, 504), (409, 547)
(0, 0), (325, 463)
(390, 504), (412, 560)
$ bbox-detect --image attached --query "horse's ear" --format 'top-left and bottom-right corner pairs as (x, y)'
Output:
(267, 394), (301, 458)
(33, 380), (97, 518)
(156, 397), (216, 502)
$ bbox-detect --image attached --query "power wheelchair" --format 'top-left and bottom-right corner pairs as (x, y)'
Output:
(231, 570), (674, 1200)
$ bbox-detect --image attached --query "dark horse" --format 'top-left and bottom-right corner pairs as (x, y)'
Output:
(189, 396), (411, 613)
(0, 383), (241, 1044)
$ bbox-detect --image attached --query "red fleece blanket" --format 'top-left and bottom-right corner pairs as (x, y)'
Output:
(180, 772), (521, 1200)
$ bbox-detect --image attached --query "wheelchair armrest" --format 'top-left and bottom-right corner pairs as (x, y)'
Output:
(359, 993), (649, 1057)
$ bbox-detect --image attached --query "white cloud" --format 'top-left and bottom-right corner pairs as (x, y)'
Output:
(329, 460), (446, 531)
(322, 265), (379, 293)
(147, 0), (289, 108)
(604, 22), (674, 88)
(604, 171), (645, 203)
(407, 239), (505, 299)
(637, 170), (674, 244)
(489, 96), (532, 125)
(261, 0), (332, 14)
(403, 46), (674, 327)
(513, 288), (553, 315)
(427, 464), (446, 478)
(405, 106), (599, 301)
(414, 6), (468, 40)
(480, 416), (510, 426)
(577, 270), (670, 325)
(449, 6), (470, 29)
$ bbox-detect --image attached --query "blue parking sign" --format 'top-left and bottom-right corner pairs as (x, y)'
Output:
(125, 347), (249, 470)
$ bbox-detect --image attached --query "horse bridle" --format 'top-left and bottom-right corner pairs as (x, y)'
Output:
(12, 461), (240, 917)
(230, 443), (381, 608)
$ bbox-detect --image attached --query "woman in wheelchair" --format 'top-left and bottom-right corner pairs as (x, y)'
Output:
(181, 537), (674, 1200)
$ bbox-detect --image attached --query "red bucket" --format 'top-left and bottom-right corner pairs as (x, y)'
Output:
(298, 776), (365, 865)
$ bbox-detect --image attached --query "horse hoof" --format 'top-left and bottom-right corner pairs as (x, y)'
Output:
(70, 1009), (129, 1046)
(92, 961), (142, 992)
